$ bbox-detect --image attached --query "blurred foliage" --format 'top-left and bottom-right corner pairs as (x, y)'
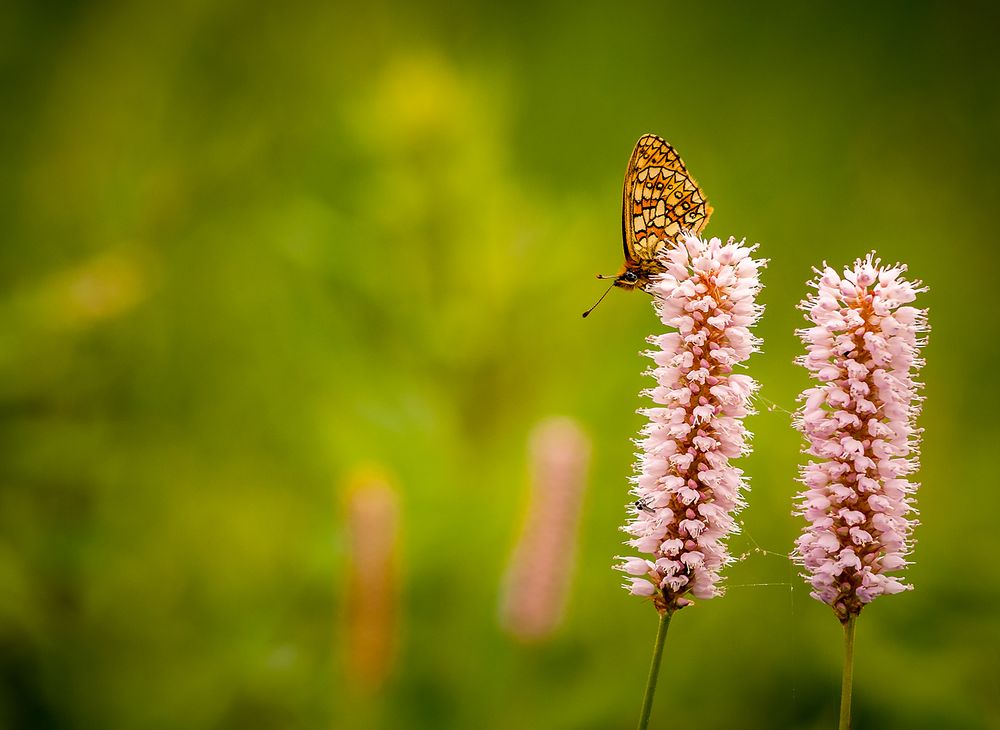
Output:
(1, 1), (999, 728)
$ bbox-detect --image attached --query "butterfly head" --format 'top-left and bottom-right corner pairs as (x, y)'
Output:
(613, 267), (644, 291)
(582, 264), (654, 317)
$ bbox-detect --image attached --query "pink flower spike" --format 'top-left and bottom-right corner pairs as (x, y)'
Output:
(501, 417), (590, 641)
(616, 234), (765, 614)
(792, 253), (928, 622)
(344, 471), (400, 693)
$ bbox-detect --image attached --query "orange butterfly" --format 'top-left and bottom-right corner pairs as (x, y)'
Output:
(584, 135), (712, 316)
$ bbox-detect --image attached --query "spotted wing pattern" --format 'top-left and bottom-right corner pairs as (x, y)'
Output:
(622, 134), (713, 265)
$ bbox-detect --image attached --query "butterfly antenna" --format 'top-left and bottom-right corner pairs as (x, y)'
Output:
(582, 281), (616, 318)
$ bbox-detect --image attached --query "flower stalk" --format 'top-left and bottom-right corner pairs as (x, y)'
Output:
(636, 611), (672, 730)
(840, 615), (857, 730)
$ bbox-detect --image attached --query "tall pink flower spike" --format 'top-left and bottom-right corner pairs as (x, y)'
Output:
(792, 253), (928, 621)
(616, 234), (765, 614)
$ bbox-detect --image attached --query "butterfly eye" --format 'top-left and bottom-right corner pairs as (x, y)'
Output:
(624, 271), (638, 282)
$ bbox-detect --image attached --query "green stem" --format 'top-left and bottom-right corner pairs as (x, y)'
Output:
(839, 615), (857, 730)
(637, 611), (672, 730)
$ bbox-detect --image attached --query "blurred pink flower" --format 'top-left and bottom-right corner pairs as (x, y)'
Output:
(501, 417), (590, 640)
(344, 472), (399, 691)
(616, 234), (765, 613)
(792, 254), (928, 620)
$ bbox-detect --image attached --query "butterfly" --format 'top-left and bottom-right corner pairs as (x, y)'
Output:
(583, 135), (712, 316)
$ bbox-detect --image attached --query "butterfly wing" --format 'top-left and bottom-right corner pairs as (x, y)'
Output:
(621, 134), (713, 266)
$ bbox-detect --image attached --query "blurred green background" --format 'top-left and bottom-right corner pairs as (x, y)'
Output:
(2, 1), (998, 728)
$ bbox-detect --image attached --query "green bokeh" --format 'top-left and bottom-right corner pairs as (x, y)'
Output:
(1, 1), (998, 728)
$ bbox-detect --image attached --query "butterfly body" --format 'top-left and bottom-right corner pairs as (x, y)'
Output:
(614, 134), (713, 291)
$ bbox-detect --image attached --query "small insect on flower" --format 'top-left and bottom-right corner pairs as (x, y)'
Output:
(634, 497), (655, 514)
(583, 134), (713, 317)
